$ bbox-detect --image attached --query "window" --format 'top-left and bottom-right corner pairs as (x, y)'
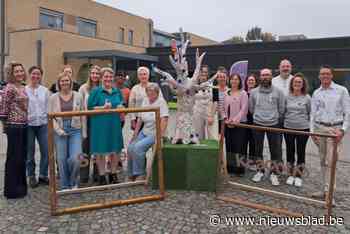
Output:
(39, 8), (64, 30)
(128, 30), (134, 45)
(77, 17), (97, 37)
(118, 27), (125, 43)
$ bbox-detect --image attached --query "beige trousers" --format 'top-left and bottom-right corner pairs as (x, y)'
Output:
(314, 124), (342, 192)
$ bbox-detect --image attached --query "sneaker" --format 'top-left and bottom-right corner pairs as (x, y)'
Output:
(252, 172), (264, 183)
(286, 176), (295, 186)
(270, 174), (280, 186)
(294, 177), (303, 187)
(29, 176), (38, 188)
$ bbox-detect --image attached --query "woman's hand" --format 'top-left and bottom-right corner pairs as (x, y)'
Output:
(207, 116), (214, 126)
(103, 102), (112, 109)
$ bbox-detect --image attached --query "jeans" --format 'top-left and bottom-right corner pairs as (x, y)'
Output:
(253, 124), (283, 173)
(54, 120), (82, 189)
(27, 124), (49, 178)
(127, 131), (155, 177)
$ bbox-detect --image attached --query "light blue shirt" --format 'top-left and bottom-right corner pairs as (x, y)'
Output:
(310, 82), (350, 132)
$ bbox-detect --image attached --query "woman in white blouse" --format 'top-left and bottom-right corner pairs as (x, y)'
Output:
(25, 66), (50, 188)
(127, 83), (168, 181)
(128, 67), (163, 130)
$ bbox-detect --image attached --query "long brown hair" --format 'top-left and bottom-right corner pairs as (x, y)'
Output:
(290, 72), (308, 95)
(5, 62), (27, 84)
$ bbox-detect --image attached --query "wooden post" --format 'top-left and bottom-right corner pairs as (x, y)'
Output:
(47, 107), (166, 216)
(55, 195), (164, 216)
(228, 181), (326, 206)
(48, 117), (58, 215)
(219, 121), (227, 176)
(155, 109), (165, 197)
(325, 139), (338, 223)
(217, 196), (304, 217)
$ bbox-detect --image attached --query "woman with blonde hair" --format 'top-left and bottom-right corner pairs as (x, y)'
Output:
(49, 72), (84, 190)
(0, 62), (29, 199)
(88, 67), (124, 185)
(78, 65), (101, 183)
(50, 64), (80, 93)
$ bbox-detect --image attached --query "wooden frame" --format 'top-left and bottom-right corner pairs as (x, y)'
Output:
(48, 107), (165, 216)
(218, 123), (338, 222)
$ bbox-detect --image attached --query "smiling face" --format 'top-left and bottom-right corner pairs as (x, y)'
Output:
(138, 69), (149, 84)
(291, 76), (304, 94)
(230, 75), (241, 90)
(102, 71), (114, 89)
(260, 69), (272, 88)
(217, 72), (227, 88)
(246, 76), (257, 89)
(89, 68), (100, 85)
(13, 65), (26, 84)
(59, 75), (72, 92)
(30, 68), (42, 86)
(279, 60), (292, 78)
(319, 67), (333, 88)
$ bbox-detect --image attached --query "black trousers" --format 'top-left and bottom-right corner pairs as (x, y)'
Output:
(4, 125), (28, 199)
(284, 128), (309, 177)
(253, 124), (283, 173)
(224, 124), (247, 175)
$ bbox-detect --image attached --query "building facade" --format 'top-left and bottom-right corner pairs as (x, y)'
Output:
(4, 0), (155, 86)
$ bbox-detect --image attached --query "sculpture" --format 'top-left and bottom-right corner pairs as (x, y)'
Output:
(153, 34), (215, 144)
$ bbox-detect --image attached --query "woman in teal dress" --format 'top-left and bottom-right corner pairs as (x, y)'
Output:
(88, 67), (124, 185)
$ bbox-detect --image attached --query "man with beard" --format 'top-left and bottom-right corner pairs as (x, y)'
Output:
(272, 59), (293, 97)
(249, 69), (285, 186)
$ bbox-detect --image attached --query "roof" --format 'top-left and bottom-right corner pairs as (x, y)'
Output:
(63, 50), (158, 62)
(153, 29), (179, 39)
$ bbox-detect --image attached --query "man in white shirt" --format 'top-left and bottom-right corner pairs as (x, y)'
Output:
(272, 59), (293, 97)
(310, 65), (350, 202)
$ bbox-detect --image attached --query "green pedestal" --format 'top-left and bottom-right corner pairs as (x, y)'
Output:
(152, 140), (219, 192)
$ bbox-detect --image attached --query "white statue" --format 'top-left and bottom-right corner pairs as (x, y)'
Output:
(153, 34), (215, 144)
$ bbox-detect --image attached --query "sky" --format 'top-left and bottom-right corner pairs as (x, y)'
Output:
(95, 0), (350, 42)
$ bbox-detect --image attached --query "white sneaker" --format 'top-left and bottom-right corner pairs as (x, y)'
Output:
(294, 177), (303, 187)
(270, 174), (280, 186)
(252, 172), (264, 183)
(286, 176), (295, 186)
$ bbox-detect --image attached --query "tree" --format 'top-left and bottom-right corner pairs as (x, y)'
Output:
(222, 36), (245, 44)
(261, 32), (277, 42)
(245, 26), (277, 42)
(246, 26), (262, 41)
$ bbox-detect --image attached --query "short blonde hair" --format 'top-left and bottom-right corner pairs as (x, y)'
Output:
(137, 66), (150, 76)
(5, 62), (27, 83)
(100, 67), (114, 77)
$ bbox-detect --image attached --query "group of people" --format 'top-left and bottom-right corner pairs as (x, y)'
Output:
(0, 59), (349, 202)
(0, 63), (168, 199)
(218, 60), (349, 202)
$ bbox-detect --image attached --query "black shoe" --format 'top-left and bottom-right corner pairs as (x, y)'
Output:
(38, 177), (49, 186)
(29, 176), (38, 188)
(109, 173), (119, 184)
(99, 175), (107, 186)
